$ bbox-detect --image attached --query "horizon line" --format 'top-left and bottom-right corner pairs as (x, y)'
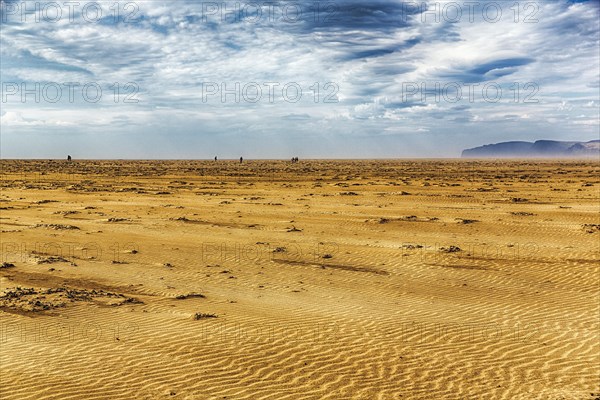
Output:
(1, 157), (599, 161)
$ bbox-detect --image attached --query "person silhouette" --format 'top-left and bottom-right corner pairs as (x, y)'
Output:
(67, 155), (72, 162)
(214, 156), (217, 161)
(240, 157), (243, 163)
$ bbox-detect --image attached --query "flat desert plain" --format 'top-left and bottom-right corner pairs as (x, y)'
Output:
(0, 159), (599, 400)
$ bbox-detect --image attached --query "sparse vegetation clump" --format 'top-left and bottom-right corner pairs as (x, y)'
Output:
(457, 218), (479, 224)
(583, 224), (600, 233)
(0, 286), (143, 312)
(175, 293), (205, 300)
(192, 312), (217, 320)
(35, 256), (70, 264)
(107, 217), (129, 222)
(440, 246), (462, 253)
(34, 223), (80, 230)
(402, 244), (423, 250)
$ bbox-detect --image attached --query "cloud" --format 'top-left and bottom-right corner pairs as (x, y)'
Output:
(0, 111), (73, 126)
(1, 0), (599, 157)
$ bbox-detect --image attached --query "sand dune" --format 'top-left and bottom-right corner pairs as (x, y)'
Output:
(1, 160), (599, 399)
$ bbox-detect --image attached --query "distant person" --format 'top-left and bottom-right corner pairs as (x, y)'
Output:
(240, 157), (243, 163)
(214, 156), (217, 161)
(67, 155), (72, 162)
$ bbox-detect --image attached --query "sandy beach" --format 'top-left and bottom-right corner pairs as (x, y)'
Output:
(1, 159), (599, 400)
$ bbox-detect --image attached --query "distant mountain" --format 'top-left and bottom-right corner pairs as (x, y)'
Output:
(462, 140), (600, 158)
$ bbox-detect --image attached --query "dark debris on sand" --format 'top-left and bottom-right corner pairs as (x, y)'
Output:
(440, 246), (462, 253)
(192, 312), (217, 320)
(0, 286), (143, 313)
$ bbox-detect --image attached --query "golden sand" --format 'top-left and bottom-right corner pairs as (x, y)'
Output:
(1, 160), (599, 399)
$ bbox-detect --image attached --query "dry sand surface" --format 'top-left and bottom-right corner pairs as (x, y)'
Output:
(0, 159), (599, 400)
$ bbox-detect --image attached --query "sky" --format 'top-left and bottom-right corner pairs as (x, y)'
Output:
(0, 0), (599, 158)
